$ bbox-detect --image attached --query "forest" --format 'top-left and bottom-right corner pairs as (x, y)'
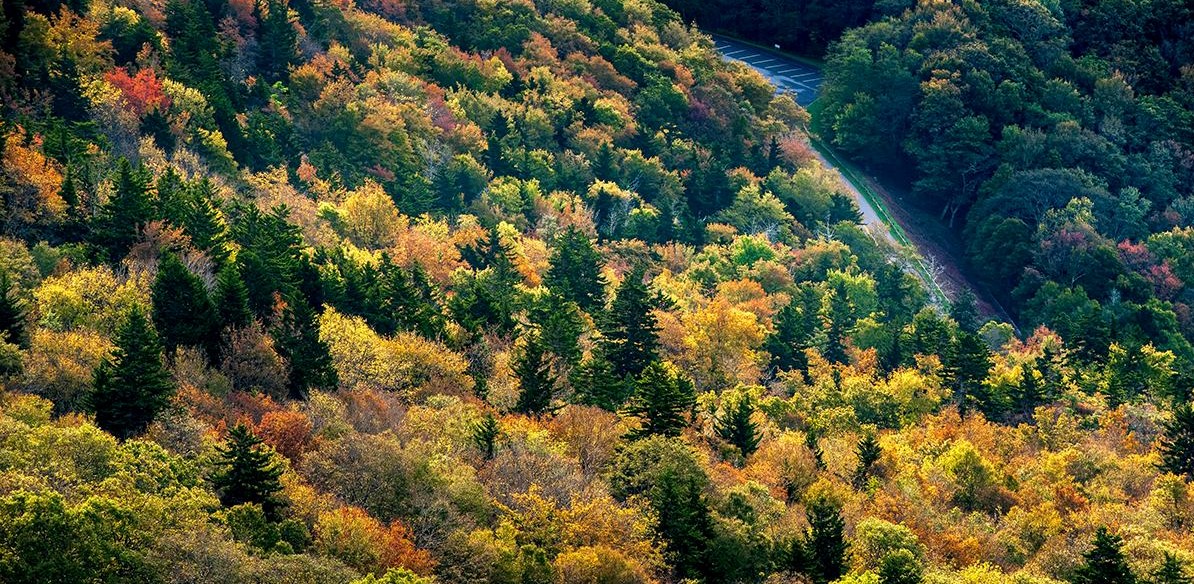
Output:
(1, 0), (1194, 581)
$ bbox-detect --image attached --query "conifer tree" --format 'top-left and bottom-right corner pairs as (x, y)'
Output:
(89, 306), (175, 440)
(1016, 363), (1044, 418)
(765, 285), (822, 371)
(255, 0), (297, 82)
(95, 158), (155, 260)
(471, 412), (500, 461)
(1071, 527), (1136, 584)
(1153, 553), (1191, 584)
(602, 269), (659, 379)
(272, 297), (337, 400)
(571, 350), (627, 411)
(514, 330), (556, 416)
(852, 432), (882, 489)
(806, 496), (847, 584)
(625, 361), (694, 438)
(654, 468), (714, 581)
(0, 270), (27, 348)
(544, 226), (606, 312)
(1160, 404), (1194, 479)
(152, 254), (220, 361)
(215, 262), (253, 330)
(531, 292), (583, 367)
(181, 179), (231, 266)
(824, 281), (853, 363)
(714, 396), (760, 460)
(211, 424), (286, 520)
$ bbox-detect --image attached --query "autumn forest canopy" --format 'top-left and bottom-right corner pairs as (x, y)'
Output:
(1, 0), (1194, 581)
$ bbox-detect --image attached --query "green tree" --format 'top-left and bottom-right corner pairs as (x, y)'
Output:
(602, 269), (659, 378)
(255, 0), (296, 82)
(530, 292), (584, 367)
(272, 298), (337, 400)
(806, 496), (847, 584)
(472, 412), (500, 460)
(215, 262), (253, 329)
(0, 270), (27, 347)
(624, 361), (694, 438)
(94, 158), (155, 260)
(1153, 553), (1190, 584)
(1160, 404), (1194, 480)
(571, 349), (628, 411)
(211, 424), (286, 520)
(879, 549), (924, 584)
(544, 226), (606, 311)
(152, 253), (220, 360)
(824, 280), (854, 363)
(765, 285), (823, 372)
(654, 467), (714, 581)
(89, 305), (175, 440)
(1071, 527), (1136, 584)
(853, 432), (882, 489)
(714, 395), (760, 460)
(514, 330), (556, 416)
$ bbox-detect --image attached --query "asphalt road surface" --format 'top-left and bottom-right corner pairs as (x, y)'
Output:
(710, 34), (823, 107)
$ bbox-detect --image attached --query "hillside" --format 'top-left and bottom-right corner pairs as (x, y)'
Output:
(1, 0), (1193, 582)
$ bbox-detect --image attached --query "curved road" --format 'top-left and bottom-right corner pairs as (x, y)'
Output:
(712, 34), (951, 307)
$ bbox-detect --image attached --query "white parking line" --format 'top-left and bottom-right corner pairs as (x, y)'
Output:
(752, 58), (776, 65)
(723, 49), (747, 57)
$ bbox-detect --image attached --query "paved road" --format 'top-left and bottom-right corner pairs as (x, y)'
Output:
(711, 35), (889, 236)
(711, 34), (823, 107)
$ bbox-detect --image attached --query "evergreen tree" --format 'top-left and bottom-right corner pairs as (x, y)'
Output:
(602, 269), (659, 378)
(272, 298), (337, 400)
(571, 350), (628, 411)
(530, 292), (584, 367)
(949, 289), (981, 334)
(1153, 553), (1191, 584)
(947, 329), (993, 415)
(89, 306), (175, 440)
(181, 179), (231, 266)
(374, 257), (445, 339)
(1015, 363), (1044, 418)
(255, 0), (297, 82)
(0, 270), (27, 347)
(471, 412), (500, 461)
(824, 280), (853, 363)
(852, 432), (882, 489)
(784, 537), (815, 579)
(625, 361), (694, 438)
(806, 497), (847, 584)
(95, 158), (155, 260)
(1160, 404), (1194, 480)
(654, 468), (714, 581)
(714, 396), (760, 460)
(211, 424), (286, 520)
(544, 226), (607, 312)
(1071, 527), (1136, 584)
(513, 331), (556, 416)
(151, 254), (220, 361)
(765, 285), (822, 372)
(214, 262), (253, 330)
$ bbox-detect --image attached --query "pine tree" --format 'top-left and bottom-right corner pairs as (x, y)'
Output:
(852, 432), (882, 489)
(654, 468), (714, 581)
(152, 254), (220, 361)
(714, 396), (760, 460)
(0, 270), (27, 347)
(89, 306), (175, 440)
(272, 298), (337, 400)
(571, 350), (629, 411)
(765, 285), (822, 372)
(255, 0), (297, 82)
(625, 361), (694, 438)
(1071, 527), (1136, 584)
(1015, 363), (1044, 418)
(602, 269), (659, 379)
(181, 179), (231, 266)
(544, 226), (607, 312)
(95, 158), (155, 260)
(1153, 553), (1191, 584)
(211, 424), (286, 520)
(214, 262), (253, 330)
(806, 496), (847, 584)
(947, 329), (993, 415)
(824, 280), (853, 363)
(950, 289), (981, 334)
(471, 412), (500, 461)
(514, 330), (556, 416)
(1160, 404), (1194, 479)
(530, 292), (583, 367)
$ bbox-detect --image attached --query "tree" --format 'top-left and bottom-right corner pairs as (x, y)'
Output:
(211, 424), (286, 520)
(471, 412), (500, 461)
(514, 330), (556, 416)
(853, 432), (882, 489)
(0, 270), (27, 347)
(824, 280), (853, 363)
(530, 292), (583, 367)
(878, 549), (924, 584)
(654, 467), (714, 581)
(94, 158), (154, 259)
(765, 285), (822, 371)
(714, 396), (760, 460)
(624, 361), (694, 438)
(1071, 527), (1136, 584)
(88, 305), (175, 440)
(152, 253), (220, 361)
(1160, 404), (1194, 480)
(255, 0), (297, 82)
(602, 269), (659, 379)
(215, 262), (253, 330)
(273, 297), (337, 400)
(571, 350), (629, 411)
(545, 226), (606, 311)
(1015, 364), (1045, 418)
(806, 496), (847, 584)
(1153, 553), (1191, 584)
